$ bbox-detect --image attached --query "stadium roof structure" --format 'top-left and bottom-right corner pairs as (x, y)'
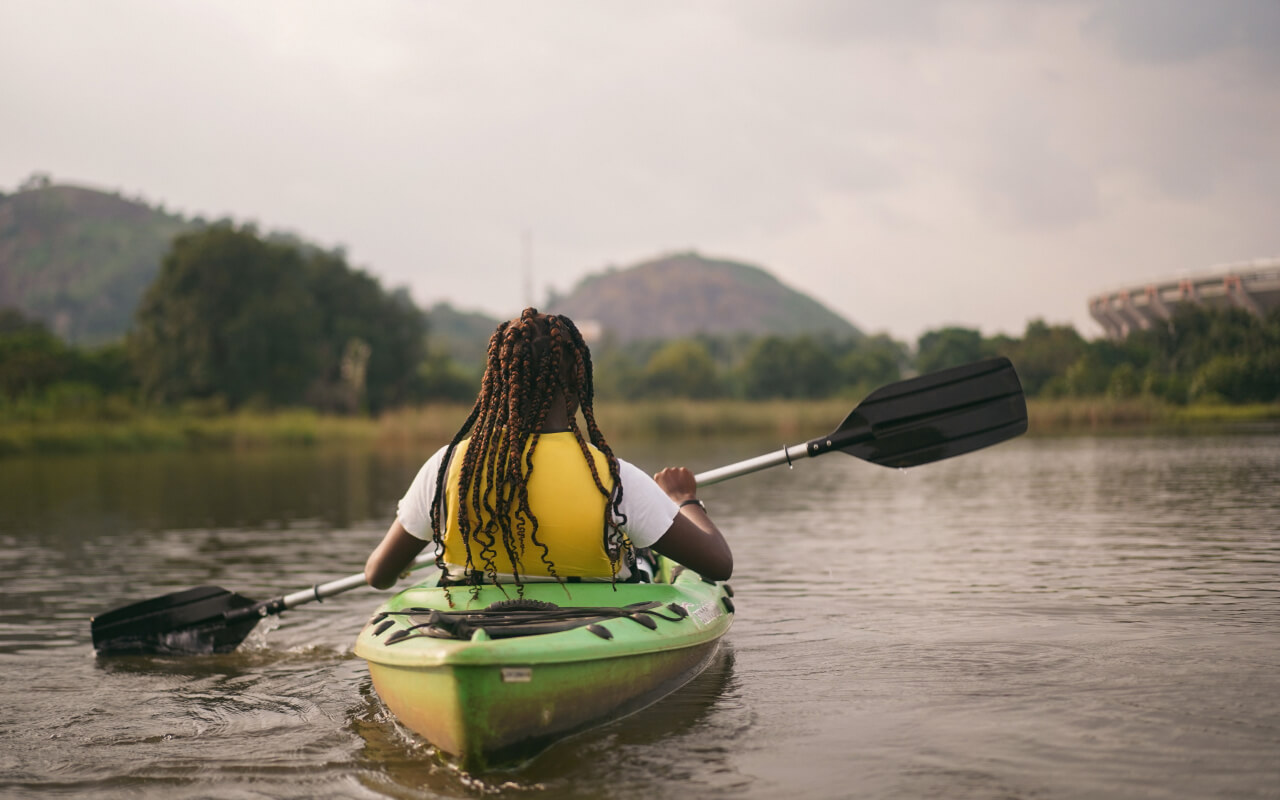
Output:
(1088, 257), (1280, 339)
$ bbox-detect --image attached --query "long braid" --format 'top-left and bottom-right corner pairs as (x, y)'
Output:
(515, 318), (559, 579)
(475, 323), (518, 587)
(433, 320), (505, 580)
(429, 308), (625, 587)
(553, 316), (629, 576)
(494, 316), (538, 585)
(427, 321), (507, 605)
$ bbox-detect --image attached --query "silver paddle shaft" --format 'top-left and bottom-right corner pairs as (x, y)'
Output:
(694, 442), (811, 487)
(277, 553), (437, 611)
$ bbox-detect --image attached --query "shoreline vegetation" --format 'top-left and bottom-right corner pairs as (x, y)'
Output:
(6, 223), (1277, 458)
(2, 398), (1278, 456)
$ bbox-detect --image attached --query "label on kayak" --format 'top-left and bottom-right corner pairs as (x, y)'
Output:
(688, 602), (719, 626)
(501, 667), (533, 683)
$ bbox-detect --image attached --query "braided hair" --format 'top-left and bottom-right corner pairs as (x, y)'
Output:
(428, 309), (628, 587)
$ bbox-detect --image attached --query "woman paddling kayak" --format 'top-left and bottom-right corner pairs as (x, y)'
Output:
(365, 308), (732, 591)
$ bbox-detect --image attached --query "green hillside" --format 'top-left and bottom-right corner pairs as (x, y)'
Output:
(0, 180), (859, 355)
(424, 301), (501, 365)
(0, 179), (196, 344)
(547, 251), (860, 342)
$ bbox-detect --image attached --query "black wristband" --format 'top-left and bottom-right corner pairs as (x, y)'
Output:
(679, 498), (706, 512)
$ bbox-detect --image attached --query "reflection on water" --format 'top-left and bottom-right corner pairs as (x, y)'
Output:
(0, 447), (423, 534)
(1, 433), (1278, 798)
(349, 647), (744, 798)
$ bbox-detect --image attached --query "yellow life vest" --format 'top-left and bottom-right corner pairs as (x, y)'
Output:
(441, 432), (622, 578)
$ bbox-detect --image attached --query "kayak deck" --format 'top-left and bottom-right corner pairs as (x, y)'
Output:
(354, 562), (734, 769)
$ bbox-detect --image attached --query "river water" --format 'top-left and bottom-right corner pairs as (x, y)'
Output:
(1, 431), (1277, 799)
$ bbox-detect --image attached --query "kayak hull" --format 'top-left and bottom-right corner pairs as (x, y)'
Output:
(366, 639), (722, 765)
(354, 563), (733, 769)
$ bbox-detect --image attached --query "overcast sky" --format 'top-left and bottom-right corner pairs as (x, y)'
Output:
(3, 0), (1277, 342)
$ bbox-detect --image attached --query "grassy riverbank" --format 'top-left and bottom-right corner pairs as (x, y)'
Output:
(2, 398), (1278, 456)
(0, 410), (379, 455)
(1027, 398), (1280, 433)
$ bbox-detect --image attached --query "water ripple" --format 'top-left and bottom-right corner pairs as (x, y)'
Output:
(2, 435), (1279, 798)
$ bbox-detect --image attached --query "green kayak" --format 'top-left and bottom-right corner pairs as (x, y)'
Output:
(353, 559), (734, 769)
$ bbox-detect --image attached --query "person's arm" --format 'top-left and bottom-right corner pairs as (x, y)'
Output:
(369, 446), (446, 589)
(365, 519), (428, 590)
(649, 466), (733, 581)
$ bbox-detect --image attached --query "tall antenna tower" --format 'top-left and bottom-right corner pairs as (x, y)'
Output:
(522, 230), (534, 309)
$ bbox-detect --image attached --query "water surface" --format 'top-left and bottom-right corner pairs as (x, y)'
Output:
(1, 433), (1277, 798)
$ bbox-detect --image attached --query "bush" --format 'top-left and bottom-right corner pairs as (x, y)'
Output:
(416, 354), (479, 403)
(640, 340), (721, 399)
(739, 336), (839, 399)
(1106, 363), (1140, 399)
(1190, 352), (1280, 404)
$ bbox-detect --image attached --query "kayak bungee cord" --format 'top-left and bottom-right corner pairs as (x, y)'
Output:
(370, 599), (694, 644)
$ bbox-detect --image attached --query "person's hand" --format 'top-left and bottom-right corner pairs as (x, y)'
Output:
(653, 466), (698, 505)
(649, 466), (732, 581)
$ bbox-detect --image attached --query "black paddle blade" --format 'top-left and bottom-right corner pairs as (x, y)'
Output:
(91, 586), (261, 656)
(821, 357), (1027, 468)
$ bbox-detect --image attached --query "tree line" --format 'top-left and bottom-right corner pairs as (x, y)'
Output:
(2, 224), (426, 419)
(575, 305), (1279, 405)
(2, 224), (1278, 420)
(914, 311), (1280, 404)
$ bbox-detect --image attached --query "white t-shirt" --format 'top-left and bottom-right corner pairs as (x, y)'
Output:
(396, 443), (679, 576)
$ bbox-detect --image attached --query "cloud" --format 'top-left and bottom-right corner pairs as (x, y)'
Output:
(727, 0), (948, 46)
(976, 116), (1101, 230)
(1, 0), (1276, 341)
(1082, 0), (1280, 66)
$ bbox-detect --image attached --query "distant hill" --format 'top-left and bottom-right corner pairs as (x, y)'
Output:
(425, 254), (862, 369)
(424, 302), (501, 365)
(0, 180), (861, 356)
(547, 251), (860, 342)
(0, 180), (197, 344)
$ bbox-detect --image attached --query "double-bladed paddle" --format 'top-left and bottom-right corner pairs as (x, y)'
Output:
(90, 356), (1027, 656)
(695, 355), (1026, 485)
(89, 557), (437, 656)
